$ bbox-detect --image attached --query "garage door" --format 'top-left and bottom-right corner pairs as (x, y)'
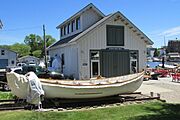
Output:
(100, 50), (130, 77)
(0, 59), (8, 69)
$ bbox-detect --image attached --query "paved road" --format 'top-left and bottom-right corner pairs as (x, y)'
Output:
(136, 77), (180, 103)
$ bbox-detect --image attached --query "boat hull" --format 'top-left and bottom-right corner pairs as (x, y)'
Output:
(41, 73), (143, 99)
(6, 72), (144, 99)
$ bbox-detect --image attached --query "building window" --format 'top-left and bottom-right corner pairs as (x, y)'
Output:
(11, 60), (14, 64)
(90, 51), (99, 60)
(64, 25), (66, 35)
(66, 25), (68, 35)
(76, 17), (80, 30)
(68, 23), (71, 34)
(61, 27), (63, 37)
(60, 53), (65, 73)
(61, 54), (64, 66)
(1, 50), (5, 55)
(106, 25), (124, 46)
(71, 20), (75, 32)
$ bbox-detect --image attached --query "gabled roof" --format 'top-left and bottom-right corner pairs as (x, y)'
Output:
(56, 3), (105, 29)
(0, 47), (17, 54)
(48, 14), (112, 50)
(48, 11), (153, 50)
(70, 11), (153, 45)
(49, 33), (81, 48)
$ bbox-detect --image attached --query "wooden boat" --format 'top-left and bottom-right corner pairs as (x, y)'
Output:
(6, 71), (144, 99)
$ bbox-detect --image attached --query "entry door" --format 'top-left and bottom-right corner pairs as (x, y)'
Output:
(91, 60), (100, 78)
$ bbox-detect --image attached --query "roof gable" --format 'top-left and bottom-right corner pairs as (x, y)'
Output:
(65, 12), (153, 45)
(0, 47), (17, 54)
(56, 3), (105, 29)
(48, 12), (153, 49)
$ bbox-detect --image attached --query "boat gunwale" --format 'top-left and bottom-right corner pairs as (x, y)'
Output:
(40, 71), (144, 87)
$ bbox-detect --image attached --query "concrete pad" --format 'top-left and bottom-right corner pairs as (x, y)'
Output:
(136, 84), (173, 95)
(136, 78), (180, 103)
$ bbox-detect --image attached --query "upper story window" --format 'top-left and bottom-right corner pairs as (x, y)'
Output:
(1, 50), (5, 55)
(76, 17), (80, 30)
(106, 25), (124, 46)
(61, 27), (64, 37)
(64, 25), (67, 35)
(71, 20), (75, 32)
(66, 25), (68, 35)
(67, 23), (71, 34)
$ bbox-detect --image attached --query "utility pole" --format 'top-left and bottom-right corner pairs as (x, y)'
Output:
(0, 19), (3, 29)
(164, 36), (166, 47)
(43, 24), (47, 70)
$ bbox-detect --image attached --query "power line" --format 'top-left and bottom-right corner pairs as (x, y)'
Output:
(0, 26), (41, 32)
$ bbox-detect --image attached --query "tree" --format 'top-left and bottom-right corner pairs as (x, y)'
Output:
(40, 35), (56, 57)
(0, 45), (11, 49)
(24, 34), (42, 54)
(10, 43), (31, 57)
(24, 34), (56, 58)
(153, 48), (159, 57)
(45, 35), (56, 47)
(32, 50), (42, 58)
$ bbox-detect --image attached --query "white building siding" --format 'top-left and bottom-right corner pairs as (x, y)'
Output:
(82, 8), (102, 31)
(49, 44), (79, 79)
(77, 15), (147, 79)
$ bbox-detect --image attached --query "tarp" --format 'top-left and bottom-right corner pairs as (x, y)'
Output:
(25, 72), (44, 105)
(52, 58), (61, 71)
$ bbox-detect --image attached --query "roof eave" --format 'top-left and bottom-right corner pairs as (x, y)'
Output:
(115, 11), (153, 45)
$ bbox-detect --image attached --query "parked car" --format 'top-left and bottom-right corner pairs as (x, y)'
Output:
(17, 63), (26, 67)
(1, 65), (64, 91)
(28, 62), (36, 66)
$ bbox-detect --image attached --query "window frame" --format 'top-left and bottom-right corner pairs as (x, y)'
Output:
(71, 20), (75, 32)
(106, 25), (125, 46)
(60, 27), (64, 37)
(67, 23), (71, 34)
(1, 50), (5, 55)
(76, 17), (80, 30)
(64, 25), (67, 35)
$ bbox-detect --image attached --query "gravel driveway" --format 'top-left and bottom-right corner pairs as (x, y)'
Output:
(136, 77), (180, 103)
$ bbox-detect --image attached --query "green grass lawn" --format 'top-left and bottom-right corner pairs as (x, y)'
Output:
(0, 101), (180, 120)
(0, 91), (14, 100)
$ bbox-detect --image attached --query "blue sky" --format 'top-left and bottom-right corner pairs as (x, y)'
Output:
(0, 0), (180, 48)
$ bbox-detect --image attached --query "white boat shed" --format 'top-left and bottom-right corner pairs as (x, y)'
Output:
(48, 3), (153, 79)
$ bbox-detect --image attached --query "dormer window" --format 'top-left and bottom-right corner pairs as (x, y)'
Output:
(61, 27), (64, 37)
(76, 17), (80, 30)
(68, 23), (71, 34)
(71, 20), (75, 32)
(66, 25), (68, 35)
(64, 25), (66, 35)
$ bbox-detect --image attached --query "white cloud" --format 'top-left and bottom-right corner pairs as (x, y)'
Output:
(147, 26), (180, 47)
(159, 26), (180, 37)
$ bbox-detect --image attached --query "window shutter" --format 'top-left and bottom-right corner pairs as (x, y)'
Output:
(107, 25), (124, 46)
